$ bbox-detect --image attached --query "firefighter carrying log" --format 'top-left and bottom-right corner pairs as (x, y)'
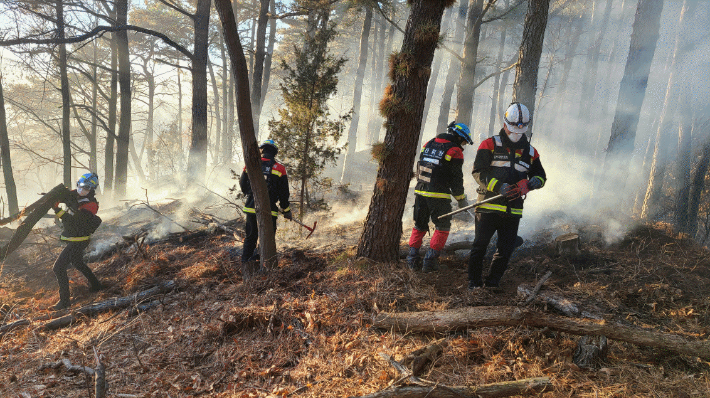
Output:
(51, 173), (104, 310)
(407, 122), (473, 272)
(468, 103), (546, 289)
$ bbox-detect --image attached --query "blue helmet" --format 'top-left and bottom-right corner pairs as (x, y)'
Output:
(448, 121), (473, 145)
(77, 172), (99, 190)
(259, 139), (278, 155)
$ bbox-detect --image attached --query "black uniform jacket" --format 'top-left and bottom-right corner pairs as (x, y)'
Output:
(414, 133), (467, 201)
(240, 156), (291, 217)
(472, 129), (546, 217)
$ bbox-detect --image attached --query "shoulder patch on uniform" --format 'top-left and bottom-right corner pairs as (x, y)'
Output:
(446, 146), (464, 160)
(273, 162), (287, 176)
(478, 138), (495, 151)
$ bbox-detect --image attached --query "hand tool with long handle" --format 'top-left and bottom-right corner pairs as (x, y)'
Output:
(437, 194), (505, 220)
(284, 214), (317, 239)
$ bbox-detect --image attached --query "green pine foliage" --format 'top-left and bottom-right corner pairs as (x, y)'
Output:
(268, 17), (351, 212)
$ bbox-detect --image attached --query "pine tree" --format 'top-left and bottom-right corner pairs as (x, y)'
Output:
(268, 11), (350, 217)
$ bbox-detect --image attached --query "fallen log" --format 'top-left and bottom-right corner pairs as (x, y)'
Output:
(349, 377), (551, 398)
(517, 285), (579, 316)
(0, 319), (30, 337)
(41, 280), (176, 331)
(0, 184), (70, 260)
(373, 306), (710, 360)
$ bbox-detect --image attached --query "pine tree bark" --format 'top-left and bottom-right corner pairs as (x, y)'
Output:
(57, 0), (72, 187)
(104, 12), (118, 193)
(260, 0), (277, 111)
(215, 0), (277, 268)
(602, 0), (664, 191)
(511, 0), (550, 137)
(187, 0), (211, 182)
(341, 5), (373, 184)
(455, 0), (485, 128)
(0, 75), (18, 215)
(251, 0), (270, 134)
(114, 0), (131, 198)
(356, 0), (452, 262)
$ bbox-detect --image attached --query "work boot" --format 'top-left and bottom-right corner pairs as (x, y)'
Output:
(468, 279), (483, 291)
(53, 299), (70, 311)
(421, 249), (440, 273)
(406, 247), (421, 271)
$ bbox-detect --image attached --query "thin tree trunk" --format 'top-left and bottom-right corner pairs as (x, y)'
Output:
(552, 15), (582, 147)
(340, 5), (373, 184)
(57, 0), (72, 187)
(366, 14), (381, 145)
(251, 0), (269, 135)
(455, 0), (485, 128)
(104, 11), (118, 193)
(177, 60), (184, 171)
(114, 0), (131, 197)
(357, 0), (451, 262)
(208, 59), (222, 167)
(511, 0), (551, 138)
(487, 0), (508, 141)
(602, 0), (664, 192)
(260, 0), (277, 111)
(215, 0), (277, 268)
(687, 122), (710, 237)
(0, 75), (18, 215)
(90, 39), (98, 174)
(187, 0), (211, 182)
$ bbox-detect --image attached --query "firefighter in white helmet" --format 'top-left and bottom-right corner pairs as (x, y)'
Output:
(468, 103), (546, 289)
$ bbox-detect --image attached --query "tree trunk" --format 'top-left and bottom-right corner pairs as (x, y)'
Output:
(90, 40), (98, 175)
(144, 49), (156, 182)
(351, 377), (551, 398)
(251, 0), (269, 134)
(187, 0), (211, 183)
(0, 75), (18, 215)
(551, 15), (582, 146)
(640, 0), (687, 219)
(455, 0), (485, 128)
(208, 59), (222, 168)
(356, 0), (452, 262)
(374, 306), (710, 360)
(687, 123), (710, 237)
(602, 0), (664, 192)
(487, 0), (508, 142)
(104, 19), (118, 193)
(511, 0), (550, 138)
(57, 0), (72, 187)
(675, 93), (693, 232)
(260, 0), (277, 111)
(215, 0), (277, 268)
(114, 0), (131, 198)
(366, 14), (381, 145)
(340, 5), (373, 184)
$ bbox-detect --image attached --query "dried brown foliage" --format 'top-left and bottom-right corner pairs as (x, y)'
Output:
(0, 221), (709, 397)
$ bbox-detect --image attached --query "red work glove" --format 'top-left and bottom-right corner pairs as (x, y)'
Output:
(52, 201), (61, 211)
(515, 179), (530, 196)
(499, 183), (521, 200)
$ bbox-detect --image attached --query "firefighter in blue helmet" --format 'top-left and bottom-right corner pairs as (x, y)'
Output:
(52, 173), (104, 310)
(239, 139), (292, 263)
(406, 122), (473, 273)
(468, 103), (546, 289)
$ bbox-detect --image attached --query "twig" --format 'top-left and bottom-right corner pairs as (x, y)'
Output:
(521, 271), (552, 306)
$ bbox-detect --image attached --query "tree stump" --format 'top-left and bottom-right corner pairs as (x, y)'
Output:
(573, 335), (608, 369)
(555, 233), (580, 256)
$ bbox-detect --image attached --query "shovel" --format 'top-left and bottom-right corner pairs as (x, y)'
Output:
(437, 194), (505, 220)
(284, 213), (317, 239)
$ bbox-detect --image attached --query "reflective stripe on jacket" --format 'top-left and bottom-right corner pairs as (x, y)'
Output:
(241, 157), (291, 216)
(414, 133), (466, 201)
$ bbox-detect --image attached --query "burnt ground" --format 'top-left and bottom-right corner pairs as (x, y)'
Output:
(1, 203), (710, 397)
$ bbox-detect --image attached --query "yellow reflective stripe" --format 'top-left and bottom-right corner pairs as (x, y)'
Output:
(282, 207), (290, 212)
(414, 190), (452, 199)
(487, 178), (498, 192)
(271, 169), (282, 177)
(244, 207), (279, 216)
(445, 154), (452, 161)
(510, 208), (523, 215)
(453, 194), (466, 201)
(533, 176), (545, 187)
(479, 203), (507, 212)
(56, 209), (66, 218)
(61, 235), (90, 242)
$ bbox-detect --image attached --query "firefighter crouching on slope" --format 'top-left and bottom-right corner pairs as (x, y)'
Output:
(239, 139), (292, 264)
(468, 102), (546, 290)
(52, 173), (104, 310)
(407, 122), (473, 273)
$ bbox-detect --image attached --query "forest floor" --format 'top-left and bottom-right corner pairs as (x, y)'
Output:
(1, 197), (710, 397)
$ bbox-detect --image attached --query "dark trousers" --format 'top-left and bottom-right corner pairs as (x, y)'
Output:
(413, 195), (452, 232)
(467, 212), (520, 285)
(53, 240), (100, 302)
(242, 213), (278, 261)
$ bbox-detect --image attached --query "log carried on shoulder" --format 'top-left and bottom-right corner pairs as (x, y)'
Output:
(0, 183), (71, 261)
(373, 306), (710, 360)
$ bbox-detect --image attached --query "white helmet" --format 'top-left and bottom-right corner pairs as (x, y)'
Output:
(503, 102), (531, 135)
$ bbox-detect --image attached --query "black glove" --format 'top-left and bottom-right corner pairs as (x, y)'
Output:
(527, 177), (543, 190)
(282, 210), (293, 220)
(457, 198), (468, 209)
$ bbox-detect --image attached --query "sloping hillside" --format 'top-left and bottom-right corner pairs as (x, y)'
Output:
(1, 206), (709, 397)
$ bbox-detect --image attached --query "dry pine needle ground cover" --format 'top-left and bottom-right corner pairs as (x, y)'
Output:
(0, 221), (709, 397)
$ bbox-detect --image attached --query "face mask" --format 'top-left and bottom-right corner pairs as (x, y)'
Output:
(508, 132), (523, 143)
(77, 187), (90, 196)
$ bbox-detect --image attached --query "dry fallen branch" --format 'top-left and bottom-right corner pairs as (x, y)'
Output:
(350, 376), (551, 398)
(400, 338), (447, 377)
(517, 284), (579, 316)
(39, 358), (95, 376)
(0, 319), (30, 337)
(40, 280), (176, 331)
(373, 306), (710, 360)
(520, 271), (552, 306)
